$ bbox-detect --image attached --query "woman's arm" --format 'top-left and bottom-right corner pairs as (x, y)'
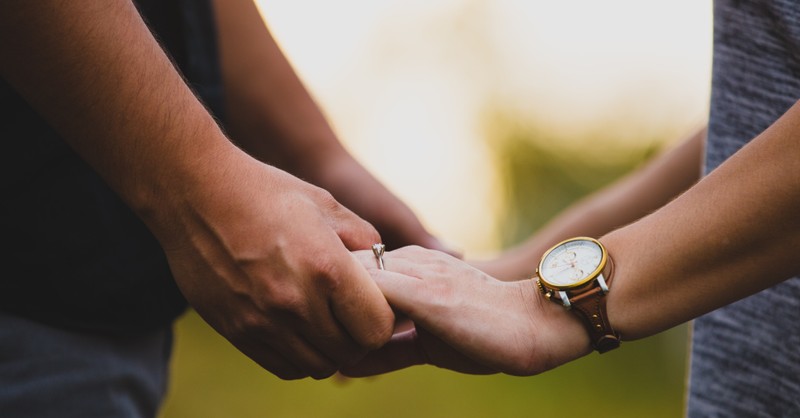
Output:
(344, 102), (800, 376)
(212, 0), (448, 251)
(475, 127), (705, 280)
(605, 102), (800, 340)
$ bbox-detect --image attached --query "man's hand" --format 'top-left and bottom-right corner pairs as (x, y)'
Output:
(0, 0), (397, 380)
(159, 155), (395, 379)
(343, 246), (591, 377)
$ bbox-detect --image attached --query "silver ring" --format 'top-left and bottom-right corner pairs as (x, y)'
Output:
(371, 243), (385, 270)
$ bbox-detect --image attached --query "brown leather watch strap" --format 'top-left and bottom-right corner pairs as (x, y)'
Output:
(567, 259), (620, 353)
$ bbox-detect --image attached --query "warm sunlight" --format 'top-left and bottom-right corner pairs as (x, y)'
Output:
(256, 0), (712, 253)
(160, 3), (714, 418)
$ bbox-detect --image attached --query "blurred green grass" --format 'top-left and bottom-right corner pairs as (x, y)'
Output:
(159, 119), (689, 418)
(487, 117), (665, 246)
(161, 312), (687, 418)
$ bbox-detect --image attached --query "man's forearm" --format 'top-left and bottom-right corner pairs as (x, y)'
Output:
(0, 1), (238, 230)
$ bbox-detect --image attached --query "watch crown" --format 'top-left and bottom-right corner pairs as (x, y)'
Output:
(535, 279), (546, 295)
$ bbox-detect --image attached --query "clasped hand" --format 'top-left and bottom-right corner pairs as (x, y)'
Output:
(343, 246), (592, 377)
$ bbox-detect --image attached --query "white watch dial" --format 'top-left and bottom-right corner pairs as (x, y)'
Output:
(539, 238), (604, 288)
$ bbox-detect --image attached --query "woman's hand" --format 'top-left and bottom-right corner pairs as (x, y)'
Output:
(344, 246), (591, 377)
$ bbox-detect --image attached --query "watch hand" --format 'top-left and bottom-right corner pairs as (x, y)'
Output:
(550, 265), (576, 276)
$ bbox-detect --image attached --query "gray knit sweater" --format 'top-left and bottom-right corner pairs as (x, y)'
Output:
(686, 1), (800, 416)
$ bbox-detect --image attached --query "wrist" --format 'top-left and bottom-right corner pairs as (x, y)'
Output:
(129, 131), (253, 241)
(600, 229), (650, 341)
(515, 279), (592, 371)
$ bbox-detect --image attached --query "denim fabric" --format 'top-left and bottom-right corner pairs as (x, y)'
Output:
(0, 314), (173, 418)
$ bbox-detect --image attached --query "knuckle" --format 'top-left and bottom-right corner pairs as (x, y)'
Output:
(358, 315), (394, 350)
(310, 254), (344, 292)
(263, 284), (306, 314)
(397, 244), (435, 260)
(315, 188), (340, 212)
(362, 222), (381, 243)
(227, 310), (263, 338)
(278, 290), (303, 311)
(400, 244), (424, 253)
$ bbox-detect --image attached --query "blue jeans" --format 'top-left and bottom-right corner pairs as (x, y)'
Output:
(0, 313), (172, 418)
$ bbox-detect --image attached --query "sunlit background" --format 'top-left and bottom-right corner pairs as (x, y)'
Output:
(161, 0), (712, 417)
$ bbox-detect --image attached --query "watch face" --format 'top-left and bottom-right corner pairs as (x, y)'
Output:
(538, 237), (606, 289)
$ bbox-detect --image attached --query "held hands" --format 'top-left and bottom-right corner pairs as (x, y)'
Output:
(154, 152), (394, 380)
(343, 246), (592, 377)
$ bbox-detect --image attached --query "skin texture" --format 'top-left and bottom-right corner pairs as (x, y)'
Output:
(345, 247), (589, 376)
(344, 102), (800, 376)
(0, 0), (441, 379)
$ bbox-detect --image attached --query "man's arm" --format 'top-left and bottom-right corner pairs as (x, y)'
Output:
(344, 102), (800, 376)
(0, 0), (393, 379)
(212, 0), (448, 251)
(475, 127), (705, 280)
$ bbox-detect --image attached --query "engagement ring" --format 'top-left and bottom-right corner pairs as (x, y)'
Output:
(371, 243), (386, 270)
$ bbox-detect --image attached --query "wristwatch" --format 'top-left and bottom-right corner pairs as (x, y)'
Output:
(534, 237), (621, 353)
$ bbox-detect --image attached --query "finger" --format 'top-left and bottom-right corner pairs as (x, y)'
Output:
(265, 333), (340, 380)
(329, 204), (381, 251)
(340, 329), (427, 377)
(342, 328), (496, 376)
(328, 251), (395, 350)
(385, 246), (462, 277)
(353, 249), (379, 270)
(345, 255), (416, 326)
(299, 305), (367, 368)
(283, 336), (340, 380)
(370, 258), (506, 371)
(368, 268), (428, 317)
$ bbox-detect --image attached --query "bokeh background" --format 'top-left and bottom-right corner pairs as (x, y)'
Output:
(160, 0), (712, 416)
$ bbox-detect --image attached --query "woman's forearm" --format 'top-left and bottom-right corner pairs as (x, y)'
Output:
(213, 0), (345, 174)
(481, 127), (705, 280)
(605, 103), (800, 340)
(212, 0), (449, 251)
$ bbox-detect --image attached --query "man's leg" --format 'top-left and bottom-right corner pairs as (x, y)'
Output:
(0, 313), (173, 418)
